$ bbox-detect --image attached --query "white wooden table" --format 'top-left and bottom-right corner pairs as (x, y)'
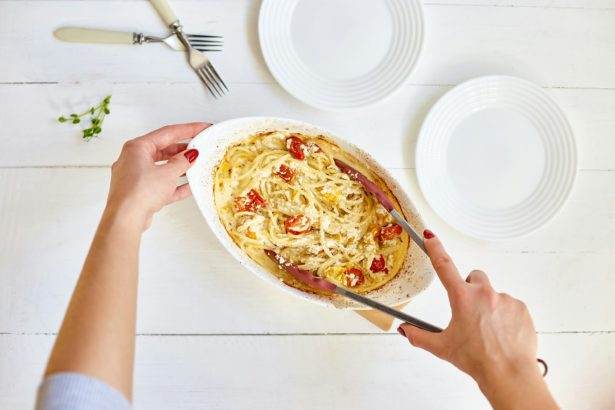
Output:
(1, 1), (614, 408)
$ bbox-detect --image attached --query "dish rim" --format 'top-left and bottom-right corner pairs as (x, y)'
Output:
(187, 116), (433, 309)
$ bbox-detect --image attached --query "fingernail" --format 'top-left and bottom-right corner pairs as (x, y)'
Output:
(184, 149), (199, 163)
(423, 229), (435, 239)
(397, 326), (406, 337)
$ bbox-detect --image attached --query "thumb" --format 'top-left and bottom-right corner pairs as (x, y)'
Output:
(398, 324), (445, 357)
(166, 148), (199, 176)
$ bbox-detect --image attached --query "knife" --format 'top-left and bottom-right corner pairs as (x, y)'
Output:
(264, 250), (442, 332)
(334, 159), (427, 254)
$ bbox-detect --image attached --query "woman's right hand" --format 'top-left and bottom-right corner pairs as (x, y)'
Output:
(398, 231), (558, 409)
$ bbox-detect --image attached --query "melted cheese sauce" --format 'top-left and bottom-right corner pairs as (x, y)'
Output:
(213, 131), (409, 294)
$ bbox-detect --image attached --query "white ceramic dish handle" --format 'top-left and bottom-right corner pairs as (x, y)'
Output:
(54, 27), (133, 44)
(149, 0), (179, 26)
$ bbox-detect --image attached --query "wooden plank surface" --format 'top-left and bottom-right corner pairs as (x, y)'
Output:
(1, 0), (614, 409)
(1, 83), (615, 170)
(427, 0), (615, 8)
(1, 2), (615, 88)
(2, 333), (614, 410)
(14, 0), (615, 6)
(0, 168), (612, 334)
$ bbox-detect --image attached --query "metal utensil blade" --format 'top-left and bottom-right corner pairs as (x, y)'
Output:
(390, 209), (427, 254)
(334, 159), (426, 254)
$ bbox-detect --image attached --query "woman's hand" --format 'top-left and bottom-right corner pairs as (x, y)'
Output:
(105, 122), (210, 231)
(43, 123), (209, 400)
(399, 230), (557, 409)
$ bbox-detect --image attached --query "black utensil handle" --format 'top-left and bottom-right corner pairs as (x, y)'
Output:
(336, 287), (442, 333)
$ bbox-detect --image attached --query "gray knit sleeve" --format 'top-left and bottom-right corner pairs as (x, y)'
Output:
(35, 372), (131, 410)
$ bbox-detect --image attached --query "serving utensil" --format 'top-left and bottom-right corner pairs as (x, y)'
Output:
(53, 27), (222, 53)
(150, 0), (228, 98)
(334, 158), (549, 375)
(265, 250), (442, 333)
(334, 159), (427, 254)
(265, 249), (548, 376)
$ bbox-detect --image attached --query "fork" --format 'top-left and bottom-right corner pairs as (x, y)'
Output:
(150, 0), (228, 98)
(176, 26), (228, 97)
(144, 32), (222, 53)
(54, 27), (222, 53)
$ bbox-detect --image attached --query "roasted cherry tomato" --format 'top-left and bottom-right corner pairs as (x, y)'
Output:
(378, 223), (403, 242)
(286, 135), (306, 160)
(343, 267), (365, 287)
(284, 214), (311, 235)
(370, 254), (388, 274)
(234, 189), (267, 212)
(275, 164), (295, 182)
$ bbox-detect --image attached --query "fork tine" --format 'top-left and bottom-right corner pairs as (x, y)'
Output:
(194, 47), (222, 52)
(188, 39), (223, 44)
(206, 61), (229, 92)
(187, 34), (223, 39)
(199, 67), (224, 96)
(198, 67), (222, 97)
(194, 68), (217, 98)
(201, 64), (226, 95)
(191, 45), (223, 51)
(190, 43), (223, 48)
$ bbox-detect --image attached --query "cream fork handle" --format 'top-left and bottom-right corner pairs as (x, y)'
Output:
(149, 0), (179, 27)
(54, 27), (134, 44)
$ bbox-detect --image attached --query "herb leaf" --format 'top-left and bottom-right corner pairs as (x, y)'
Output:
(58, 95), (112, 141)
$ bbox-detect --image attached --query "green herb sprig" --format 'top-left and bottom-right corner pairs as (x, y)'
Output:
(58, 95), (111, 140)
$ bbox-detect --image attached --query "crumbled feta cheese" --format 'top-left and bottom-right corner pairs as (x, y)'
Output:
(262, 133), (285, 149)
(308, 143), (320, 154)
(345, 227), (360, 240)
(238, 214), (266, 238)
(258, 167), (272, 178)
(320, 215), (331, 230)
(304, 206), (319, 221)
(307, 244), (322, 255)
(324, 239), (337, 248)
(301, 145), (310, 157)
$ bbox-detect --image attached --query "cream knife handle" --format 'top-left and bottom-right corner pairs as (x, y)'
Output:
(149, 0), (179, 27)
(54, 27), (134, 44)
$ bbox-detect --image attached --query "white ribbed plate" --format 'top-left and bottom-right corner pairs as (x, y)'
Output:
(416, 76), (577, 240)
(258, 0), (424, 111)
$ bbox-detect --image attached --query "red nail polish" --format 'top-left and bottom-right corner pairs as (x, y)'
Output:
(397, 326), (406, 337)
(423, 229), (435, 239)
(184, 149), (199, 163)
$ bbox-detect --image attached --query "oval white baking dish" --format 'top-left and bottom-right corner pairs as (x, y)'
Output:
(186, 117), (433, 309)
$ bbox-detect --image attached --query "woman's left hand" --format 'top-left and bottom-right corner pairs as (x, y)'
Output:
(105, 122), (210, 231)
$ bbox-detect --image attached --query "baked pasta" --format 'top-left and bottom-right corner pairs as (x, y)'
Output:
(213, 131), (409, 294)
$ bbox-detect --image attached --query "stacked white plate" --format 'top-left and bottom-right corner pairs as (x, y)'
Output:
(258, 0), (424, 110)
(416, 76), (577, 240)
